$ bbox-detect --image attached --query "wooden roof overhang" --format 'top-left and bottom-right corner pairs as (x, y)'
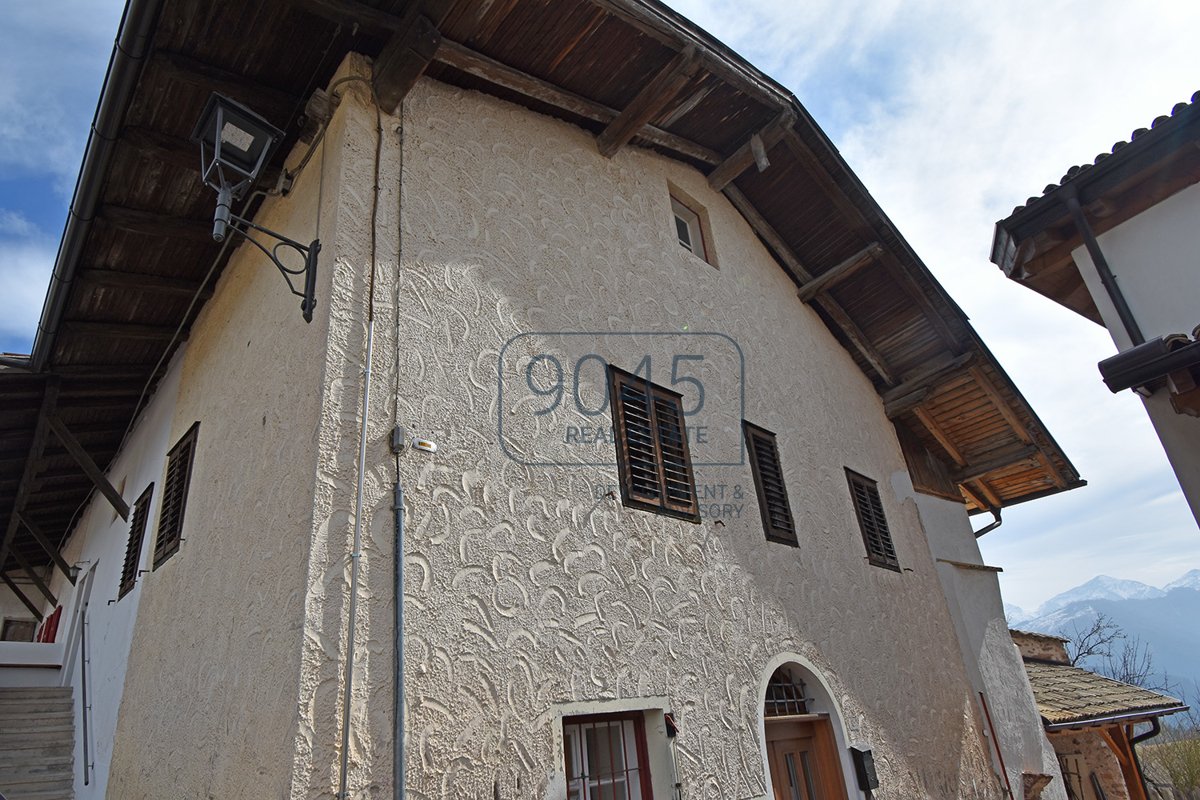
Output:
(0, 0), (1081, 593)
(992, 92), (1200, 325)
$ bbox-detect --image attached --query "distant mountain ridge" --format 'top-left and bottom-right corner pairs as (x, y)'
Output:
(1007, 569), (1200, 692)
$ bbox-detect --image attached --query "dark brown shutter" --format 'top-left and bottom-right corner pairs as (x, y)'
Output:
(154, 422), (199, 569)
(846, 469), (899, 570)
(743, 422), (796, 545)
(118, 483), (154, 598)
(608, 365), (699, 522)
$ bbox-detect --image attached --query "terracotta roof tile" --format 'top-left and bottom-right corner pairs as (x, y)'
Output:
(1024, 659), (1186, 727)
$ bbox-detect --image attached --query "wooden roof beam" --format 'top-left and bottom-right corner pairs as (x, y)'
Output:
(100, 204), (214, 242)
(958, 482), (991, 513)
(60, 321), (178, 343)
(373, 14), (442, 114)
(913, 407), (966, 467)
(433, 39), (721, 166)
(16, 512), (75, 586)
(0, 572), (42, 621)
(722, 185), (896, 385)
(78, 268), (215, 300)
(46, 414), (129, 521)
(951, 444), (1040, 485)
(0, 380), (58, 573)
(880, 352), (974, 407)
(121, 126), (281, 187)
(152, 50), (297, 118)
(707, 110), (793, 191)
(797, 242), (884, 303)
(8, 548), (56, 607)
(597, 45), (699, 158)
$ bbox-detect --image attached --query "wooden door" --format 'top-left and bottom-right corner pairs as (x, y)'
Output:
(766, 718), (848, 800)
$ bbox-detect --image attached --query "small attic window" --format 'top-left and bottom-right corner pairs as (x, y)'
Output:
(669, 189), (716, 267)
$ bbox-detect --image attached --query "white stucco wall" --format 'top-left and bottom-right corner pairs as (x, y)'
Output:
(283, 62), (1007, 800)
(911, 482), (1066, 800)
(1071, 180), (1200, 525)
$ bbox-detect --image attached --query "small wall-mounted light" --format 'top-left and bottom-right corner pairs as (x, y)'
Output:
(191, 93), (320, 323)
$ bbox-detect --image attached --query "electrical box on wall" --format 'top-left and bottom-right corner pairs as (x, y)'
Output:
(850, 745), (879, 791)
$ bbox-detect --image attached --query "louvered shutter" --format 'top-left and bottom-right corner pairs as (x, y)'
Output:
(608, 366), (699, 522)
(743, 422), (796, 545)
(846, 469), (899, 569)
(155, 423), (199, 569)
(119, 484), (154, 598)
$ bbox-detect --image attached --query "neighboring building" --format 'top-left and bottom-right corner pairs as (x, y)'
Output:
(1012, 630), (1188, 800)
(991, 93), (1200, 526)
(1, 1), (1085, 798)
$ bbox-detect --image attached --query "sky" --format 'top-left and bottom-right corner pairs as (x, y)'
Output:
(1, 1), (1198, 611)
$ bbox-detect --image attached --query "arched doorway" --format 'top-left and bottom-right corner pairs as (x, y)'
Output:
(763, 664), (850, 800)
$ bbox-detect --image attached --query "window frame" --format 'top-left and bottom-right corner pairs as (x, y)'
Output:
(845, 468), (900, 571)
(154, 422), (199, 570)
(562, 711), (653, 800)
(743, 421), (798, 546)
(671, 196), (705, 258)
(608, 364), (701, 523)
(118, 483), (154, 598)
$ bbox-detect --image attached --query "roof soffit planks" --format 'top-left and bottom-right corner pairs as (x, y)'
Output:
(1, 0), (1081, 577)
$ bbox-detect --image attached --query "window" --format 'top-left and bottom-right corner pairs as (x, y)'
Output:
(669, 190), (716, 267)
(743, 422), (797, 545)
(563, 713), (652, 800)
(765, 665), (809, 717)
(1, 618), (37, 642)
(118, 483), (154, 598)
(154, 423), (199, 569)
(608, 365), (700, 522)
(845, 469), (899, 570)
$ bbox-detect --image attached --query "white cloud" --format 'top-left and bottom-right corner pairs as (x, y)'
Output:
(0, 239), (54, 355)
(664, 0), (1200, 610)
(0, 210), (37, 238)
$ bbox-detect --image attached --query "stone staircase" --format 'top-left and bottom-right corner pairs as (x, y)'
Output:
(0, 687), (75, 800)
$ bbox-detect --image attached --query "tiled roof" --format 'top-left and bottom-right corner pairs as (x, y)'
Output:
(1024, 660), (1186, 728)
(1009, 90), (1200, 215)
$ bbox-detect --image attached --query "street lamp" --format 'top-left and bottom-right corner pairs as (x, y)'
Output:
(191, 93), (320, 323)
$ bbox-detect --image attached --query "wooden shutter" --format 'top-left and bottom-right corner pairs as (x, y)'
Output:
(118, 483), (154, 598)
(608, 365), (699, 522)
(743, 422), (797, 545)
(846, 469), (899, 570)
(154, 422), (199, 569)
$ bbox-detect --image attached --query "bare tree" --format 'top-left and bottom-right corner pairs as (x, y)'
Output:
(1103, 635), (1168, 691)
(1061, 613), (1123, 667)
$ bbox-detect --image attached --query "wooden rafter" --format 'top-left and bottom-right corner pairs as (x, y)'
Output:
(0, 379), (59, 572)
(0, 572), (42, 621)
(46, 415), (130, 521)
(120, 126), (282, 186)
(958, 482), (990, 512)
(880, 352), (974, 408)
(951, 444), (1040, 485)
(722, 185), (897, 385)
(9, 548), (55, 606)
(596, 45), (700, 158)
(100, 204), (214, 242)
(60, 321), (178, 342)
(913, 407), (966, 467)
(15, 512), (75, 585)
(707, 110), (793, 191)
(796, 242), (884, 303)
(78, 268), (215, 300)
(433, 39), (721, 166)
(152, 50), (297, 117)
(373, 13), (442, 113)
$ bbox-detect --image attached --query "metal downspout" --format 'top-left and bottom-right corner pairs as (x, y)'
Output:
(393, 483), (405, 800)
(1061, 185), (1145, 347)
(29, 0), (163, 372)
(974, 509), (1003, 538)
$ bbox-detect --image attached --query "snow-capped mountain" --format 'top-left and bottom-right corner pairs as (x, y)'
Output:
(1004, 603), (1031, 626)
(1037, 575), (1166, 616)
(1163, 568), (1200, 592)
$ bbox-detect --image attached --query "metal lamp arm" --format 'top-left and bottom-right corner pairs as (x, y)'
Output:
(216, 211), (321, 323)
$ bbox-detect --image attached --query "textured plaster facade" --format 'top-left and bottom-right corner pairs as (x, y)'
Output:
(284, 58), (1011, 800)
(57, 53), (1038, 799)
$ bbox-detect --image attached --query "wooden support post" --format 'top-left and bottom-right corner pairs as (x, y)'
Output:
(47, 415), (129, 521)
(373, 14), (441, 114)
(0, 572), (43, 621)
(434, 39), (720, 165)
(951, 444), (1039, 485)
(9, 548), (56, 606)
(16, 512), (75, 586)
(797, 242), (884, 303)
(0, 380), (59, 573)
(596, 45), (699, 158)
(707, 111), (793, 191)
